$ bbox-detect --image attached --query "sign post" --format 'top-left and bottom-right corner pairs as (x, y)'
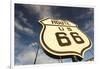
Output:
(39, 18), (92, 62)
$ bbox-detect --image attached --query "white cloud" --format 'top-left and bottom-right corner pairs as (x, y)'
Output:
(15, 19), (34, 36)
(75, 8), (93, 19)
(15, 42), (59, 65)
(15, 42), (39, 65)
(16, 46), (37, 65)
(28, 42), (38, 48)
(36, 49), (59, 64)
(23, 27), (34, 35)
(24, 5), (60, 19)
(33, 6), (53, 18)
(83, 20), (94, 33)
(74, 8), (94, 33)
(18, 11), (32, 28)
(31, 42), (38, 47)
(15, 19), (23, 31)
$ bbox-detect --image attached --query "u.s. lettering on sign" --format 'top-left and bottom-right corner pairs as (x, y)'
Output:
(39, 18), (92, 59)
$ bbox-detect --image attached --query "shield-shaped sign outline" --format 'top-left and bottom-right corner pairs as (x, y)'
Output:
(39, 18), (92, 58)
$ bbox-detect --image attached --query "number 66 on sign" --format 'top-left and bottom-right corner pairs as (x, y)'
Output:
(39, 18), (92, 60)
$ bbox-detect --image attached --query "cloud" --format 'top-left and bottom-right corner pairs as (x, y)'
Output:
(15, 42), (59, 65)
(75, 8), (94, 19)
(15, 19), (34, 36)
(84, 20), (94, 33)
(74, 8), (94, 33)
(15, 46), (36, 65)
(36, 48), (59, 64)
(31, 42), (38, 47)
(29, 42), (59, 64)
(15, 19), (23, 31)
(23, 5), (60, 19)
(23, 27), (34, 35)
(15, 42), (39, 65)
(15, 10), (38, 65)
(18, 11), (32, 28)
(32, 6), (52, 18)
(15, 16), (38, 65)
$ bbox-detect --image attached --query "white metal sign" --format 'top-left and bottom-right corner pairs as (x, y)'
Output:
(39, 18), (92, 58)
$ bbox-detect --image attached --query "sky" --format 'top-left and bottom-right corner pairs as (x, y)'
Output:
(14, 3), (94, 65)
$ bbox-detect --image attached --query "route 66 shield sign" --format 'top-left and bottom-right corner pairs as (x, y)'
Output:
(39, 18), (92, 59)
